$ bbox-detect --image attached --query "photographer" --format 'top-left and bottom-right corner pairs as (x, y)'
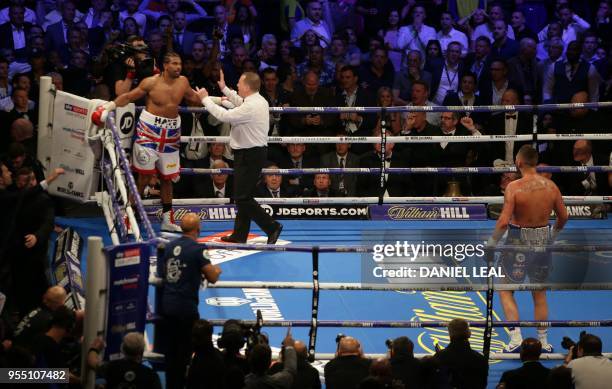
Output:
(268, 339), (321, 389)
(389, 336), (422, 389)
(218, 319), (250, 388)
(564, 334), (612, 389)
(244, 329), (298, 389)
(324, 335), (371, 389)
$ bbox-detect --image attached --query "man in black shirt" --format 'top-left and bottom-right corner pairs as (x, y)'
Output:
(324, 336), (371, 389)
(157, 213), (221, 389)
(13, 286), (67, 349)
(187, 319), (225, 389)
(87, 332), (161, 389)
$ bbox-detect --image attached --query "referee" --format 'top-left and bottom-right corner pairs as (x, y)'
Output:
(196, 70), (283, 244)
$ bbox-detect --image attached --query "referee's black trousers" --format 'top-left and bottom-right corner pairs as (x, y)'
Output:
(232, 147), (277, 240)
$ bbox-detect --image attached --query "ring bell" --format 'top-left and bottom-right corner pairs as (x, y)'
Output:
(372, 266), (505, 278)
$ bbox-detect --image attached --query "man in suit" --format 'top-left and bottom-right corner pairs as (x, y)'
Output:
(433, 112), (482, 195)
(286, 71), (336, 137)
(335, 65), (376, 140)
(172, 11), (196, 56)
(491, 20), (519, 60)
(434, 319), (488, 389)
(200, 160), (233, 201)
(279, 143), (318, 195)
(0, 4), (31, 60)
(401, 111), (439, 196)
(481, 89), (533, 167)
(255, 162), (297, 198)
(498, 338), (551, 389)
(507, 38), (542, 104)
(464, 36), (493, 91)
(358, 137), (410, 197)
(564, 140), (609, 195)
(320, 132), (359, 196)
(45, 0), (77, 56)
(479, 59), (522, 106)
(427, 41), (465, 105)
(442, 72), (487, 126)
(392, 50), (432, 105)
(304, 173), (338, 197)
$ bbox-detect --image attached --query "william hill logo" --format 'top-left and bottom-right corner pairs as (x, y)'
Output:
(387, 206), (470, 220)
(64, 104), (88, 115)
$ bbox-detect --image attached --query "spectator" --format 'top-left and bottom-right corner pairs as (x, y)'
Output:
(258, 34), (280, 70)
(187, 320), (225, 389)
(434, 318), (488, 389)
(119, 0), (147, 36)
(456, 7), (489, 49)
(442, 72), (487, 125)
(361, 358), (402, 389)
(320, 132), (359, 197)
(392, 50), (432, 105)
(358, 135), (410, 197)
(12, 286), (66, 349)
(4, 87), (36, 126)
(480, 59), (521, 106)
(269, 339), (321, 389)
(536, 22), (563, 61)
(280, 143), (318, 194)
(378, 9), (403, 72)
(222, 44), (248, 89)
(201, 160), (233, 200)
(0, 57), (9, 98)
(491, 20), (519, 60)
(397, 5), (437, 60)
(581, 31), (601, 65)
(498, 338), (551, 389)
(304, 173), (338, 197)
(359, 48), (394, 93)
(406, 80), (440, 127)
(389, 336), (422, 389)
(256, 162), (297, 198)
(218, 319), (249, 388)
(424, 39), (443, 68)
(537, 37), (564, 75)
(510, 10), (538, 43)
(286, 71), (336, 137)
(233, 4), (259, 57)
(291, 1), (333, 48)
(437, 11), (469, 57)
(82, 0), (107, 29)
(537, 5), (590, 48)
(324, 336), (372, 389)
(507, 38), (541, 104)
(87, 332), (161, 389)
(565, 334), (612, 389)
(0, 0), (35, 25)
(280, 0), (305, 34)
(483, 161), (519, 196)
(138, 0), (208, 24)
(45, 1), (76, 56)
(428, 41), (465, 105)
(157, 213), (222, 389)
(473, 3), (516, 43)
(172, 11), (197, 56)
(564, 140), (609, 195)
(542, 40), (600, 103)
(296, 44), (336, 86)
(5, 142), (44, 182)
(548, 366), (574, 389)
(374, 86), (402, 136)
(0, 5), (31, 60)
(594, 0), (612, 41)
(336, 65), (376, 151)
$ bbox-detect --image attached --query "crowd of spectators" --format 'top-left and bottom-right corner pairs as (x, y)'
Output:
(0, 0), (608, 202)
(0, 0), (612, 387)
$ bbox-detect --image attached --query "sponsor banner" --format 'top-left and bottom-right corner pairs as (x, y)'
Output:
(488, 204), (607, 220)
(145, 204), (369, 221)
(116, 103), (136, 158)
(105, 243), (150, 360)
(51, 228), (85, 309)
(369, 204), (487, 221)
(48, 91), (96, 202)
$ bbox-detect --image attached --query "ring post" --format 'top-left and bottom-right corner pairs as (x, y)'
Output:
(308, 246), (320, 362)
(81, 236), (106, 388)
(483, 253), (495, 360)
(37, 76), (53, 173)
(378, 107), (387, 206)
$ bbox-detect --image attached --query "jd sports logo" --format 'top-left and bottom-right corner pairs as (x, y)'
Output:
(120, 112), (134, 135)
(205, 297), (251, 307)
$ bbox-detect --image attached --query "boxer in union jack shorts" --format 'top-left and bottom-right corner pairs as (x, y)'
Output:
(92, 52), (203, 232)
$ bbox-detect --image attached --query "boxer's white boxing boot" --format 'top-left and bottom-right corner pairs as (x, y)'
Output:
(504, 327), (523, 353)
(161, 210), (182, 232)
(538, 329), (554, 353)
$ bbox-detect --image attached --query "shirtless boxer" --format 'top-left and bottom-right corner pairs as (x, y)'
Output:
(93, 52), (203, 232)
(487, 145), (568, 353)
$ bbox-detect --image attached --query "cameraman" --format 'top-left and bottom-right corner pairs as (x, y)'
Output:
(113, 35), (154, 97)
(565, 334), (612, 389)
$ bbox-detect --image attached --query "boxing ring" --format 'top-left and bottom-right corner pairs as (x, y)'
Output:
(37, 76), (612, 387)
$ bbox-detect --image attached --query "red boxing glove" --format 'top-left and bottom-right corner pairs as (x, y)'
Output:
(91, 102), (116, 126)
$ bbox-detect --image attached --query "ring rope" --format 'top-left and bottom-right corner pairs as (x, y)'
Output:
(180, 166), (612, 176)
(179, 133), (612, 144)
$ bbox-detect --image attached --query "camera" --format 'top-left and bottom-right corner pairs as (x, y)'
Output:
(561, 330), (587, 360)
(105, 43), (156, 80)
(218, 310), (267, 354)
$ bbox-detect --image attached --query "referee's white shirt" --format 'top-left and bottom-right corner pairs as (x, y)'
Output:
(202, 86), (269, 150)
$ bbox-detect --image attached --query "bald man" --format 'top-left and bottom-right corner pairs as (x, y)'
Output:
(324, 336), (371, 389)
(13, 285), (67, 347)
(268, 339), (321, 388)
(158, 212), (221, 389)
(565, 139), (608, 195)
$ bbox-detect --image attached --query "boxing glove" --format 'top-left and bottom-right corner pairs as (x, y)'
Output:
(91, 101), (116, 126)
